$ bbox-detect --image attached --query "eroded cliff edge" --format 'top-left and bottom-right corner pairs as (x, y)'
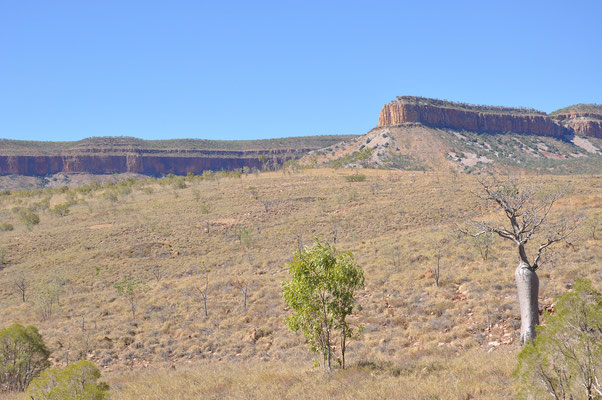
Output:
(378, 96), (602, 139)
(0, 135), (356, 176)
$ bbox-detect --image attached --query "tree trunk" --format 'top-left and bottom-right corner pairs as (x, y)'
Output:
(341, 331), (346, 370)
(515, 261), (539, 345)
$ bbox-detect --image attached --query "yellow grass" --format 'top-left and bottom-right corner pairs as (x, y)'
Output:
(0, 168), (600, 398)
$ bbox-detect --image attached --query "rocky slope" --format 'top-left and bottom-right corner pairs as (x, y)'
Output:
(378, 96), (602, 139)
(306, 97), (602, 174)
(0, 136), (355, 176)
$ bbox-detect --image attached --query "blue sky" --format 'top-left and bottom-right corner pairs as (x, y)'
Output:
(1, 0), (601, 141)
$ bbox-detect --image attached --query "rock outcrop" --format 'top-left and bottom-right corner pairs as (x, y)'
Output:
(552, 112), (602, 139)
(378, 96), (601, 139)
(0, 153), (294, 176)
(0, 136), (355, 176)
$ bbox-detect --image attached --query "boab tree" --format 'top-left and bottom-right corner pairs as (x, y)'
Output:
(462, 177), (579, 345)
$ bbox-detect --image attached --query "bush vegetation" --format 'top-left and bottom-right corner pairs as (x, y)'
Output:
(514, 279), (602, 399)
(344, 174), (367, 182)
(26, 359), (109, 400)
(0, 324), (50, 392)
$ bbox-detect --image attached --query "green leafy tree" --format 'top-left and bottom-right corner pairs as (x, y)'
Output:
(514, 279), (602, 400)
(26, 360), (109, 400)
(114, 277), (145, 320)
(282, 239), (364, 371)
(0, 324), (50, 392)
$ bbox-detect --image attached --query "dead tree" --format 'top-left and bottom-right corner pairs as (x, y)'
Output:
(390, 245), (402, 271)
(474, 232), (494, 261)
(434, 246), (442, 288)
(331, 217), (340, 246)
(195, 269), (209, 317)
(462, 177), (579, 345)
(14, 274), (27, 302)
(296, 232), (303, 253)
(231, 279), (249, 310)
(150, 265), (163, 282)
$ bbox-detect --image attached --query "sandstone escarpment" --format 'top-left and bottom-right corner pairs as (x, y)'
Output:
(552, 112), (602, 139)
(378, 96), (601, 139)
(0, 136), (355, 176)
(0, 153), (296, 176)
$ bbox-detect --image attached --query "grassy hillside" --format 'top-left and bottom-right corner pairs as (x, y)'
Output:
(0, 169), (600, 399)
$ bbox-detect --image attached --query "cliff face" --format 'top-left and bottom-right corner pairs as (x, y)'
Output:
(378, 103), (567, 137)
(0, 151), (300, 176)
(552, 113), (602, 139)
(378, 97), (601, 139)
(0, 135), (358, 177)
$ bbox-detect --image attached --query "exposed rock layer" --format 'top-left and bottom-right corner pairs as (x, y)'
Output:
(378, 97), (602, 139)
(0, 135), (357, 176)
(0, 150), (301, 176)
(552, 113), (602, 139)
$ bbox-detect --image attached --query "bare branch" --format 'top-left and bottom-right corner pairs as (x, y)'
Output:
(459, 221), (517, 243)
(532, 215), (582, 269)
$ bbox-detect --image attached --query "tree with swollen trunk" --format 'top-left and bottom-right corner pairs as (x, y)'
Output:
(513, 279), (602, 400)
(463, 178), (579, 345)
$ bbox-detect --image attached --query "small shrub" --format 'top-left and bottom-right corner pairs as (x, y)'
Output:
(344, 174), (367, 182)
(172, 177), (187, 189)
(0, 223), (13, 231)
(26, 359), (109, 400)
(119, 185), (132, 196)
(103, 190), (118, 203)
(0, 324), (50, 392)
(52, 203), (71, 217)
(22, 212), (40, 230)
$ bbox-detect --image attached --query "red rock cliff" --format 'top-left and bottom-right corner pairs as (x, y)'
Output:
(378, 99), (569, 137)
(0, 136), (357, 176)
(0, 151), (300, 176)
(552, 112), (602, 139)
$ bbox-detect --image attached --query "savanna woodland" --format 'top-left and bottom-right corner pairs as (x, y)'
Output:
(0, 167), (600, 399)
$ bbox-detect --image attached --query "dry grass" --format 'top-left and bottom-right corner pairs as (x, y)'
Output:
(0, 168), (600, 398)
(106, 350), (516, 400)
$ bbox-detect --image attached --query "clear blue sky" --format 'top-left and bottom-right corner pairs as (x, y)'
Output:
(1, 0), (601, 142)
